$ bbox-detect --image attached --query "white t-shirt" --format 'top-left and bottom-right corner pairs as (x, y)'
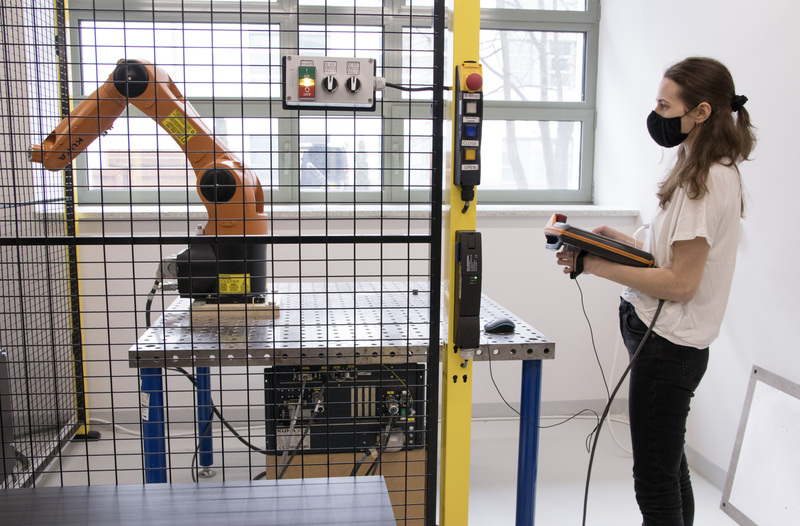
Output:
(621, 162), (743, 349)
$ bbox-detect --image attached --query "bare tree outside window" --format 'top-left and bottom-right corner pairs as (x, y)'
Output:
(481, 24), (583, 190)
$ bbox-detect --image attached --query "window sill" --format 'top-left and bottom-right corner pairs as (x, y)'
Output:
(74, 203), (639, 221)
(473, 204), (639, 218)
(74, 203), (436, 221)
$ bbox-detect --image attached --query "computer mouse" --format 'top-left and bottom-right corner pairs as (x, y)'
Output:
(484, 317), (515, 334)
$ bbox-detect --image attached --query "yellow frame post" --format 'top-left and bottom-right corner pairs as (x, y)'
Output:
(55, 0), (93, 438)
(440, 0), (481, 523)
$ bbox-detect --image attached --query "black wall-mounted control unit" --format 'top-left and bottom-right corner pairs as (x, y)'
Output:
(454, 230), (482, 349)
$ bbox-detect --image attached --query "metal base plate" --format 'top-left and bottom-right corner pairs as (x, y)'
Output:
(130, 281), (554, 368)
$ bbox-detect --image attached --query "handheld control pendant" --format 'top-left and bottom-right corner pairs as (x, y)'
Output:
(544, 213), (655, 278)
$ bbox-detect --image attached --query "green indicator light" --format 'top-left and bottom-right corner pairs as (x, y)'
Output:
(298, 66), (315, 80)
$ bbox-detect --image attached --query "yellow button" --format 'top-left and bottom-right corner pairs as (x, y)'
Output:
(464, 149), (476, 161)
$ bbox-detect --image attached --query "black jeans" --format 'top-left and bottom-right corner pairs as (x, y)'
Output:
(619, 299), (709, 526)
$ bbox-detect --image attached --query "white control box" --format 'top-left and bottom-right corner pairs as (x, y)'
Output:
(282, 55), (377, 111)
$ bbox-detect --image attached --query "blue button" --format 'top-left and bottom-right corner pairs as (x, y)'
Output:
(465, 126), (477, 137)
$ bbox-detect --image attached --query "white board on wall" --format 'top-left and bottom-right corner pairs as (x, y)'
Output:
(721, 366), (800, 525)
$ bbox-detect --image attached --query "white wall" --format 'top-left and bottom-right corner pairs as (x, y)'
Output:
(594, 0), (800, 485)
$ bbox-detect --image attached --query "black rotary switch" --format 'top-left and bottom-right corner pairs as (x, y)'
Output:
(345, 76), (361, 94)
(322, 76), (338, 93)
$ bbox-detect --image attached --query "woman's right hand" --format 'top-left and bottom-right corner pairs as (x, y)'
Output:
(592, 225), (637, 247)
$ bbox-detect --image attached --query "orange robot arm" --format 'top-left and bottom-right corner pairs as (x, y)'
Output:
(29, 59), (268, 237)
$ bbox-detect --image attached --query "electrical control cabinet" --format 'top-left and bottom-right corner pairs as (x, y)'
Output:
(282, 55), (377, 111)
(264, 364), (426, 454)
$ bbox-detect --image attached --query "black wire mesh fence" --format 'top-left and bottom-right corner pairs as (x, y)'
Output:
(1, 0), (444, 523)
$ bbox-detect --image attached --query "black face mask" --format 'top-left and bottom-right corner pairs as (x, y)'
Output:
(646, 110), (689, 148)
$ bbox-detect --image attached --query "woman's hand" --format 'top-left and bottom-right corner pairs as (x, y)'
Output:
(555, 246), (575, 275)
(555, 246), (595, 276)
(592, 225), (638, 248)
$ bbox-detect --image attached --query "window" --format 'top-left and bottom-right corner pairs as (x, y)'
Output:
(478, 1), (599, 203)
(64, 0), (595, 206)
(66, 0), (437, 206)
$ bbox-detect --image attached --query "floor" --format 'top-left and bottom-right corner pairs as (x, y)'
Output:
(468, 417), (738, 525)
(36, 416), (738, 525)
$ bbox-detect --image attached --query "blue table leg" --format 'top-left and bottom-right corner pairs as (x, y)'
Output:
(516, 359), (542, 525)
(140, 367), (167, 483)
(196, 367), (213, 469)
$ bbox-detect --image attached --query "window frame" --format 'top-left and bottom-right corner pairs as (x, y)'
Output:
(476, 1), (600, 204)
(66, 0), (437, 206)
(63, 0), (598, 206)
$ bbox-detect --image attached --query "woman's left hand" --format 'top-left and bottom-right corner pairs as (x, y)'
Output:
(555, 246), (597, 277)
(556, 246), (577, 275)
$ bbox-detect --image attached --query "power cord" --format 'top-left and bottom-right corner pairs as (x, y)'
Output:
(350, 416), (398, 477)
(253, 384), (326, 481)
(575, 280), (610, 399)
(486, 342), (600, 451)
(276, 382), (327, 480)
(385, 82), (437, 92)
(145, 278), (160, 328)
(169, 367), (268, 456)
(144, 292), (270, 479)
(350, 450), (373, 477)
(277, 378), (307, 475)
(581, 298), (664, 526)
(276, 408), (322, 480)
(365, 416), (397, 477)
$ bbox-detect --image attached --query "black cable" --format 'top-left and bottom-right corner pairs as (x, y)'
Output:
(276, 385), (325, 480)
(190, 417), (213, 482)
(486, 341), (600, 449)
(460, 186), (475, 213)
(364, 416), (396, 477)
(350, 450), (372, 477)
(581, 299), (665, 526)
(252, 414), (319, 482)
(169, 367), (268, 455)
(253, 390), (322, 480)
(385, 82), (437, 92)
(276, 411), (319, 480)
(575, 279), (610, 399)
(145, 278), (160, 328)
(277, 379), (306, 471)
(148, 297), (270, 477)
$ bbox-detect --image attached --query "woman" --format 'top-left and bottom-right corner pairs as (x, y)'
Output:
(556, 57), (756, 525)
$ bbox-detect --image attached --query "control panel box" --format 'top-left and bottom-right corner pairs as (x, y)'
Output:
(282, 55), (377, 111)
(264, 363), (426, 454)
(453, 62), (484, 189)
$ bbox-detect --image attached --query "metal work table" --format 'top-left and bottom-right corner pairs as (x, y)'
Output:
(0, 477), (396, 525)
(130, 281), (554, 368)
(128, 280), (555, 525)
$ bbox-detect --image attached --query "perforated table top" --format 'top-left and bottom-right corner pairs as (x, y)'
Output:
(130, 281), (554, 368)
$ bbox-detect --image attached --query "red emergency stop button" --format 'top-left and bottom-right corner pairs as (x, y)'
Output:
(465, 73), (483, 91)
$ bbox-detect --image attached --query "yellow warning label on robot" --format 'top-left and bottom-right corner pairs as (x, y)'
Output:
(161, 109), (197, 145)
(218, 274), (250, 294)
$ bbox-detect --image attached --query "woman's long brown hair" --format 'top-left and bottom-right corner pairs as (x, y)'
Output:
(658, 57), (756, 216)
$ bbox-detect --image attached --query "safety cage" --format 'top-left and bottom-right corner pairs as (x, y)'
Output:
(0, 0), (444, 524)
